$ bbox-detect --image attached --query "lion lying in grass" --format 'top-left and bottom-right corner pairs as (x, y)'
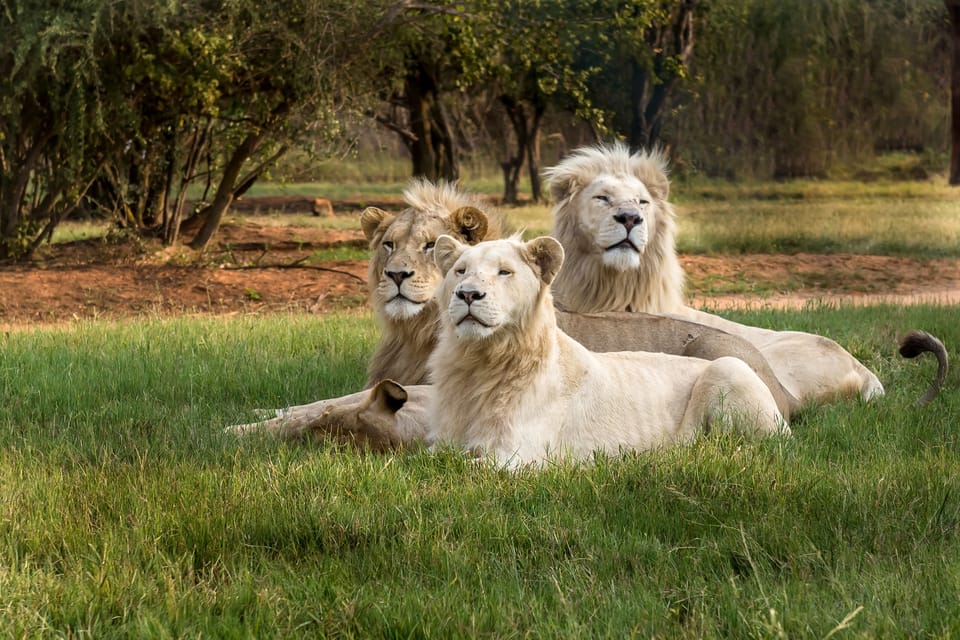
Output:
(359, 178), (501, 387)
(229, 179), (804, 446)
(426, 234), (788, 466)
(544, 142), (948, 412)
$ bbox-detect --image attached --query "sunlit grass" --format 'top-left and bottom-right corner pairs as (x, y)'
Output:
(48, 220), (111, 244)
(677, 196), (960, 257)
(0, 308), (957, 636)
(49, 176), (960, 259)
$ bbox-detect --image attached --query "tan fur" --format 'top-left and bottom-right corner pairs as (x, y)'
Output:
(361, 179), (502, 387)
(226, 381), (432, 451)
(546, 143), (889, 411)
(428, 235), (787, 467)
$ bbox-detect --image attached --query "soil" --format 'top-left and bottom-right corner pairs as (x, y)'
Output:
(2, 199), (959, 329)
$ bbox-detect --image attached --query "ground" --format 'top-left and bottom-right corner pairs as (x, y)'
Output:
(2, 198), (959, 329)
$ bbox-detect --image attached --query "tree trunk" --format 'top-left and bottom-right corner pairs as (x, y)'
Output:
(187, 128), (266, 251)
(402, 63), (460, 182)
(949, 0), (960, 185)
(628, 0), (697, 151)
(526, 102), (545, 203)
(499, 95), (528, 205)
(166, 119), (211, 245)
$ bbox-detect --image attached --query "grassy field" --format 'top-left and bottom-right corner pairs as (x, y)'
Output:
(0, 304), (958, 637)
(11, 174), (960, 636)
(53, 175), (960, 260)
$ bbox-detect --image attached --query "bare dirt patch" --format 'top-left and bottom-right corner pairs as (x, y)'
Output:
(2, 207), (958, 329)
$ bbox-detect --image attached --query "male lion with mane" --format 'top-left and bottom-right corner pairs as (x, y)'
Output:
(359, 178), (501, 387)
(545, 142), (947, 411)
(427, 234), (788, 467)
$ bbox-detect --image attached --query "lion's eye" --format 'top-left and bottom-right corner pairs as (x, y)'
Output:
(498, 269), (512, 276)
(423, 241), (435, 252)
(454, 267), (465, 276)
(638, 199), (650, 207)
(594, 194), (610, 204)
(382, 241), (394, 253)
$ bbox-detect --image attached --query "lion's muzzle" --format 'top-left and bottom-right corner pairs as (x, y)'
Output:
(613, 208), (644, 232)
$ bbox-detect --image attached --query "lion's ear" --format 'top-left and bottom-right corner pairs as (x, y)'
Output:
(449, 206), (489, 244)
(434, 234), (466, 275)
(524, 236), (565, 284)
(369, 379), (408, 414)
(360, 207), (393, 241)
(633, 148), (671, 202)
(544, 167), (582, 205)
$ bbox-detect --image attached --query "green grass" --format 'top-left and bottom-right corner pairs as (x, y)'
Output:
(0, 307), (958, 637)
(676, 191), (960, 257)
(53, 177), (960, 260)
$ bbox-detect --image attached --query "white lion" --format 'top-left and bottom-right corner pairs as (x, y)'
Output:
(544, 143), (893, 411)
(427, 234), (788, 467)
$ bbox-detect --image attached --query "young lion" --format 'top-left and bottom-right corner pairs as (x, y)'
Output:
(428, 234), (788, 467)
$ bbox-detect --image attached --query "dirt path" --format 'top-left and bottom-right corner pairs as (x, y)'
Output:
(1, 219), (958, 329)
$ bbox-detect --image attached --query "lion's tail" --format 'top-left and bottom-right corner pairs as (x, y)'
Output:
(898, 330), (949, 407)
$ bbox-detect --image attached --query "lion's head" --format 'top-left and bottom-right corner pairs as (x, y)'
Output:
(360, 179), (501, 386)
(433, 235), (564, 342)
(308, 380), (411, 452)
(544, 142), (686, 314)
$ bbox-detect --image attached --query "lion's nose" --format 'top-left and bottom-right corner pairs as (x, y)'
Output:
(386, 269), (414, 286)
(613, 210), (643, 231)
(456, 288), (485, 304)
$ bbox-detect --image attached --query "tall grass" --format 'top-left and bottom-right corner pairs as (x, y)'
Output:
(0, 308), (957, 637)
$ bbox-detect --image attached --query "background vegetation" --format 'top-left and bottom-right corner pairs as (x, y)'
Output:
(1, 0), (953, 260)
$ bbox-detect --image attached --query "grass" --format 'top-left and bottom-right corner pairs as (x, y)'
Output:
(0, 307), (958, 637)
(12, 172), (960, 634)
(53, 176), (960, 260)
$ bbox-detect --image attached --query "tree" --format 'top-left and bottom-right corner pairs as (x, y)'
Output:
(948, 0), (960, 184)
(669, 0), (948, 179)
(627, 0), (698, 150)
(481, 0), (604, 204)
(115, 0), (405, 251)
(0, 0), (119, 261)
(369, 3), (482, 183)
(1, 0), (419, 259)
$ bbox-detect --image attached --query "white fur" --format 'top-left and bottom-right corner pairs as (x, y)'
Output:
(546, 143), (885, 410)
(428, 236), (788, 467)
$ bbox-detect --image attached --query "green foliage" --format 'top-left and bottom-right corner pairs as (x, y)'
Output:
(0, 0), (114, 259)
(0, 0), (401, 259)
(0, 308), (958, 635)
(674, 0), (949, 178)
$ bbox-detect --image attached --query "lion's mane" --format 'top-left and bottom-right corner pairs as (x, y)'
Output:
(544, 142), (686, 314)
(363, 179), (502, 387)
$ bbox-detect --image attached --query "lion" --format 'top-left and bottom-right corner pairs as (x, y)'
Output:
(426, 234), (788, 466)
(227, 381), (431, 450)
(229, 180), (802, 446)
(544, 142), (948, 411)
(359, 179), (501, 387)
